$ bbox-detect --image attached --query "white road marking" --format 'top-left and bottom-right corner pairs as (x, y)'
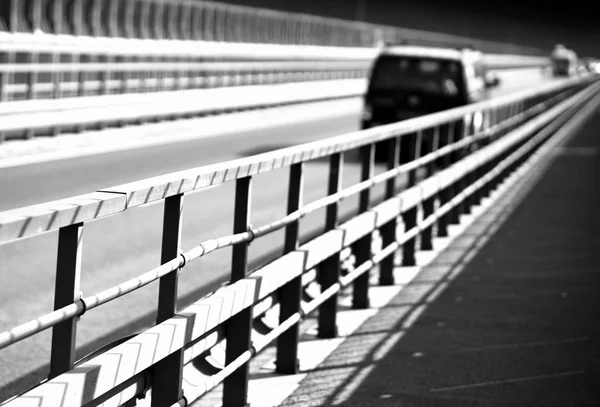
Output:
(430, 370), (585, 392)
(554, 146), (598, 156)
(451, 337), (591, 354)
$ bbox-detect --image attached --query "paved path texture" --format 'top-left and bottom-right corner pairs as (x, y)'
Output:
(274, 102), (600, 406)
(200, 100), (600, 407)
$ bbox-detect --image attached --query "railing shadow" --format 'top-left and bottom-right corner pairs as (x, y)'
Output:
(275, 182), (534, 406)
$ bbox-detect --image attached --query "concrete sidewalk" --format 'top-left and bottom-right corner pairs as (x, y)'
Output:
(183, 99), (600, 407)
(270, 105), (600, 406)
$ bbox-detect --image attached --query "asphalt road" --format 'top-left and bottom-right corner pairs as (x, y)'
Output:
(0, 67), (558, 400)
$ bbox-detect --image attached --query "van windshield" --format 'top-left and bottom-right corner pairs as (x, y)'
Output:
(369, 56), (462, 96)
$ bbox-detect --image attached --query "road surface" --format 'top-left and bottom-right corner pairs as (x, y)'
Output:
(0, 67), (558, 400)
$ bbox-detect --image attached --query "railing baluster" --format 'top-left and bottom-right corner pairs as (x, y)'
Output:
(51, 51), (62, 100)
(318, 152), (343, 338)
(421, 126), (440, 251)
(49, 222), (83, 379)
(124, 0), (135, 38)
(401, 131), (422, 267)
(101, 54), (112, 97)
(380, 137), (400, 285)
(463, 116), (478, 215)
(77, 53), (87, 98)
(223, 176), (253, 407)
(276, 163), (304, 373)
(353, 144), (374, 309)
(152, 193), (185, 407)
(30, 0), (43, 33)
(26, 51), (38, 102)
(437, 122), (455, 237)
(454, 117), (471, 219)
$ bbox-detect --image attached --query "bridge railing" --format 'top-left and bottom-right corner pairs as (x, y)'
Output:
(0, 0), (543, 54)
(0, 34), (549, 141)
(0, 35), (377, 103)
(0, 33), (548, 104)
(1, 75), (598, 407)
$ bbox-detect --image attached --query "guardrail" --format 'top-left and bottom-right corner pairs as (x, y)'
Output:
(0, 35), (376, 102)
(0, 0), (544, 55)
(0, 34), (549, 104)
(1, 74), (598, 406)
(0, 38), (549, 141)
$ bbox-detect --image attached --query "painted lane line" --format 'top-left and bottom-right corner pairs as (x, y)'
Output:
(451, 337), (591, 354)
(430, 370), (585, 392)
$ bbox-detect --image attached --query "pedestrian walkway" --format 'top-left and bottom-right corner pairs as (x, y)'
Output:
(193, 101), (600, 407)
(185, 100), (600, 407)
(270, 102), (600, 406)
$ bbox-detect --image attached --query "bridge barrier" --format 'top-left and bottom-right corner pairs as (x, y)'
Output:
(0, 35), (548, 142)
(0, 33), (548, 104)
(1, 75), (598, 407)
(0, 0), (543, 55)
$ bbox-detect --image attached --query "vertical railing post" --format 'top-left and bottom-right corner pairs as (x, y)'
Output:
(421, 126), (439, 251)
(449, 118), (468, 225)
(318, 153), (344, 338)
(379, 137), (400, 285)
(353, 144), (374, 309)
(401, 132), (422, 267)
(437, 122), (454, 238)
(26, 51), (38, 102)
(223, 177), (253, 407)
(51, 50), (62, 100)
(76, 52), (86, 98)
(276, 163), (304, 374)
(0, 50), (15, 141)
(318, 153), (343, 338)
(49, 223), (83, 379)
(30, 0), (43, 33)
(0, 52), (11, 103)
(100, 55), (113, 96)
(9, 0), (20, 33)
(471, 109), (489, 208)
(151, 193), (185, 407)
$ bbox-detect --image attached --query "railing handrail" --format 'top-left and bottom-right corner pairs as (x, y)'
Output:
(0, 75), (590, 245)
(0, 33), (379, 59)
(0, 32), (549, 62)
(0, 60), (372, 74)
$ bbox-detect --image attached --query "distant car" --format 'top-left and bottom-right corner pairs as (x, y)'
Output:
(577, 63), (589, 76)
(550, 45), (578, 77)
(484, 71), (501, 87)
(581, 57), (600, 74)
(361, 42), (497, 162)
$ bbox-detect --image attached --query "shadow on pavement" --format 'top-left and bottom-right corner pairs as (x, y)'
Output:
(279, 118), (600, 406)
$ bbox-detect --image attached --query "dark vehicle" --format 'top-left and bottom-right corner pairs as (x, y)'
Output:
(550, 44), (577, 77)
(361, 44), (499, 162)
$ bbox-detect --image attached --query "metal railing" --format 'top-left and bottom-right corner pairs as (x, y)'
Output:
(0, 35), (549, 141)
(0, 0), (544, 54)
(0, 35), (378, 103)
(1, 75), (598, 407)
(0, 33), (548, 104)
